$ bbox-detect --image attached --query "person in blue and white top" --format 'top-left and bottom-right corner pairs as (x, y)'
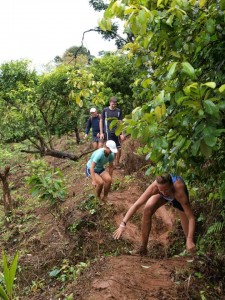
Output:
(113, 173), (196, 255)
(86, 140), (118, 202)
(84, 107), (104, 150)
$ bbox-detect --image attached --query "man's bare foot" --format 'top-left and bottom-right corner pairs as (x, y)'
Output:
(130, 245), (148, 256)
(114, 164), (122, 170)
(96, 195), (101, 201)
(101, 196), (108, 202)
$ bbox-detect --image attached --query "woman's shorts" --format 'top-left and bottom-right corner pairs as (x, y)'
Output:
(85, 166), (105, 177)
(170, 199), (184, 211)
(92, 136), (104, 143)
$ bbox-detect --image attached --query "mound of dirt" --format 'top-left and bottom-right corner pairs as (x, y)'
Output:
(76, 255), (188, 300)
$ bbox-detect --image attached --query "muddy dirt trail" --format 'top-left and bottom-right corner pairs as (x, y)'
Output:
(77, 169), (191, 300)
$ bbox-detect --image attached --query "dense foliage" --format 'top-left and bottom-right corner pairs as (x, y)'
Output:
(0, 61), (103, 153)
(90, 53), (139, 114)
(98, 0), (225, 261)
(99, 0), (225, 174)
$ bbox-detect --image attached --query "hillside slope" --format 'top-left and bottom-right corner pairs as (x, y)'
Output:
(72, 168), (190, 300)
(0, 137), (193, 300)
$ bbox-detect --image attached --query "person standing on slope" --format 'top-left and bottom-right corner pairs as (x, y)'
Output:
(100, 97), (124, 168)
(85, 108), (104, 150)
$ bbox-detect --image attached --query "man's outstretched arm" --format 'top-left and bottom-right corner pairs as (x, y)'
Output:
(113, 182), (158, 239)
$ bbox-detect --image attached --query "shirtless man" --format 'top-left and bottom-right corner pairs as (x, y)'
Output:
(113, 173), (196, 255)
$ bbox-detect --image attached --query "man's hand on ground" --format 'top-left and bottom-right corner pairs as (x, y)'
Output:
(186, 239), (196, 253)
(113, 226), (125, 239)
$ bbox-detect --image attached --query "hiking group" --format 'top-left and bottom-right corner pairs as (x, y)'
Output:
(85, 96), (196, 255)
(85, 96), (125, 200)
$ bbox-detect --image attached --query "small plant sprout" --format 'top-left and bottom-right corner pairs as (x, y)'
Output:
(0, 251), (19, 300)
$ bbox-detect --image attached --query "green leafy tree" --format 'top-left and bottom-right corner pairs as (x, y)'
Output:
(90, 53), (140, 114)
(100, 0), (225, 175)
(0, 60), (104, 159)
(0, 60), (38, 143)
(56, 45), (94, 65)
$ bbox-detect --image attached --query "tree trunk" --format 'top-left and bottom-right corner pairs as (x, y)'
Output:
(75, 127), (81, 144)
(21, 148), (94, 161)
(45, 149), (79, 160)
(0, 166), (13, 213)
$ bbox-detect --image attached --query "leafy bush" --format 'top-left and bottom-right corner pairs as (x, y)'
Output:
(26, 160), (67, 206)
(49, 259), (90, 283)
(78, 194), (100, 215)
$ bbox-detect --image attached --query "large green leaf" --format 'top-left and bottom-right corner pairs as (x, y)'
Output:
(181, 62), (196, 79)
(154, 90), (165, 105)
(115, 124), (124, 135)
(98, 18), (112, 31)
(142, 78), (151, 88)
(136, 10), (148, 35)
(203, 100), (219, 116)
(194, 122), (205, 135)
(183, 83), (198, 95)
(180, 140), (192, 153)
(49, 268), (61, 278)
(167, 62), (177, 79)
(203, 135), (217, 147)
(154, 136), (168, 149)
(8, 251), (18, 296)
(202, 127), (217, 147)
(148, 123), (158, 135)
(200, 140), (212, 157)
(132, 106), (143, 121)
(219, 84), (225, 93)
(2, 254), (10, 297)
(202, 82), (216, 89)
(143, 32), (154, 48)
(1, 251), (18, 299)
(191, 140), (200, 156)
(166, 14), (175, 27)
(0, 286), (8, 300)
(154, 104), (166, 120)
(182, 100), (201, 110)
(150, 149), (162, 162)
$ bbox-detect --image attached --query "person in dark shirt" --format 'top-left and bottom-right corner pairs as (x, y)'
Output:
(85, 108), (104, 150)
(100, 97), (125, 167)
